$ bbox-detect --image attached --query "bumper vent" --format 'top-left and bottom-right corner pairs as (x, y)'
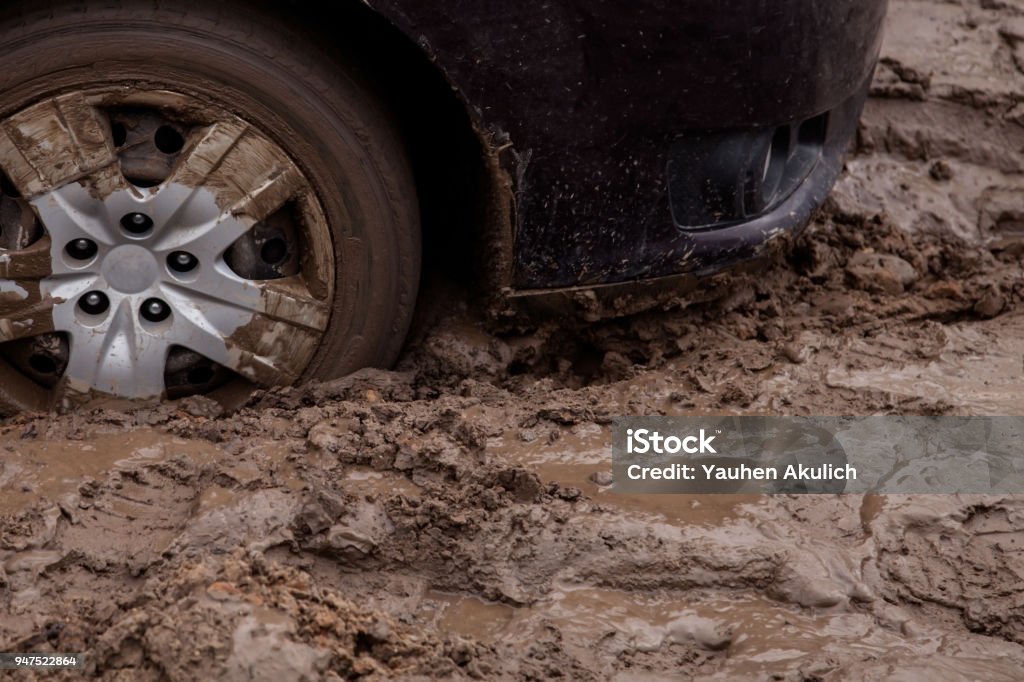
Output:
(667, 112), (829, 231)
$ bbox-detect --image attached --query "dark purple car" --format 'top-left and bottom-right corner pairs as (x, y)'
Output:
(0, 0), (887, 410)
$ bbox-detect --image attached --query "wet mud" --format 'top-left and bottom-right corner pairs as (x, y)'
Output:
(4, 0), (1024, 679)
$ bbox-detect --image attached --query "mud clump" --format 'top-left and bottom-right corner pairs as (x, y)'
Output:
(85, 553), (464, 681)
(4, 0), (1024, 679)
(844, 251), (918, 295)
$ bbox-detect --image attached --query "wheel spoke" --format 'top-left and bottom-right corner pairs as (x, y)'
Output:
(0, 238), (54, 280)
(169, 120), (307, 222)
(222, 337), (301, 387)
(224, 313), (317, 385)
(168, 120), (249, 189)
(165, 262), (330, 332)
(0, 269), (92, 343)
(159, 298), (238, 365)
(163, 294), (297, 387)
(159, 276), (319, 387)
(0, 93), (119, 199)
(163, 268), (328, 339)
(160, 283), (256, 346)
(257, 278), (330, 332)
(32, 183), (123, 245)
(58, 296), (169, 399)
(43, 272), (101, 311)
(230, 166), (306, 223)
(150, 205), (250, 256)
(0, 298), (56, 343)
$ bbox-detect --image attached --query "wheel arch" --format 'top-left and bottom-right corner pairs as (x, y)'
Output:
(260, 0), (516, 310)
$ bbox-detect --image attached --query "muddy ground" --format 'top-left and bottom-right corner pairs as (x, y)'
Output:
(4, 0), (1024, 679)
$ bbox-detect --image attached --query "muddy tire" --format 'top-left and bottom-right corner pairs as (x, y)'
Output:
(0, 1), (420, 410)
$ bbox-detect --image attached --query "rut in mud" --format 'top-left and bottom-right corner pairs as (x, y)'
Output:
(4, 0), (1024, 679)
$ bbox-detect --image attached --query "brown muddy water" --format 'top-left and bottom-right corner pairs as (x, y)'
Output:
(4, 0), (1024, 679)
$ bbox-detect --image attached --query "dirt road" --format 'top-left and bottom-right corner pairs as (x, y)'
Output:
(3, 0), (1024, 679)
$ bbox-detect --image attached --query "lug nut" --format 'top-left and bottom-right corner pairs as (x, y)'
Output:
(79, 291), (109, 315)
(141, 298), (171, 323)
(121, 212), (154, 234)
(65, 238), (98, 261)
(168, 251), (198, 273)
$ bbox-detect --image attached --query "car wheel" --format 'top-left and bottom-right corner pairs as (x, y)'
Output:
(0, 1), (421, 412)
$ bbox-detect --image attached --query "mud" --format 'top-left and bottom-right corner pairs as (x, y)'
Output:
(3, 0), (1024, 679)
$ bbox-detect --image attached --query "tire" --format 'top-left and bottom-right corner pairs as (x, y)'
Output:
(0, 0), (420, 409)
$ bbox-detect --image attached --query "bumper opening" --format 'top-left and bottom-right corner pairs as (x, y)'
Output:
(667, 110), (830, 231)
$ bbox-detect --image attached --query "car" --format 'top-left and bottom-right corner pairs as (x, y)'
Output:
(0, 0), (887, 411)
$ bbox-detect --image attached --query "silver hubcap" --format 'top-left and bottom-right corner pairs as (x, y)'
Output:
(0, 90), (335, 407)
(37, 182), (266, 399)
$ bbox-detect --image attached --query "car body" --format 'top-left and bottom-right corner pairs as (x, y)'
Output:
(367, 0), (887, 298)
(0, 0), (887, 409)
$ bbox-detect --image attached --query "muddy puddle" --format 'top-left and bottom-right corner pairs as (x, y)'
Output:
(0, 429), (223, 515)
(428, 581), (1024, 680)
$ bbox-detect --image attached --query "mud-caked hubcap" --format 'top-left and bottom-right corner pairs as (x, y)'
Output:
(0, 91), (335, 407)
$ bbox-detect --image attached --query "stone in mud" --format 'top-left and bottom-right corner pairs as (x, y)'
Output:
(780, 342), (808, 364)
(320, 503), (393, 557)
(177, 395), (225, 419)
(923, 279), (965, 301)
(929, 159), (953, 181)
(974, 287), (1006, 318)
(666, 614), (733, 651)
(589, 471), (614, 486)
(497, 468), (544, 502)
(845, 252), (918, 295)
(325, 525), (377, 555)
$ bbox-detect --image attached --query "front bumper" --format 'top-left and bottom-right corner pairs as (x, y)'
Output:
(503, 0), (886, 290)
